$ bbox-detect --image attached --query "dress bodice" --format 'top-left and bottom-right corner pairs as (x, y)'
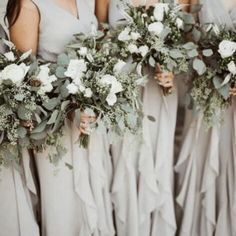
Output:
(31, 0), (97, 61)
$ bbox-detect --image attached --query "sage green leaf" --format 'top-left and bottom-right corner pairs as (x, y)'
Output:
(43, 98), (59, 111)
(61, 100), (70, 111)
(203, 49), (213, 57)
(192, 28), (201, 42)
(193, 58), (206, 75)
(149, 56), (156, 67)
(218, 84), (230, 100)
(17, 105), (30, 120)
(56, 66), (66, 78)
(187, 49), (199, 58)
(213, 76), (223, 89)
(170, 50), (184, 59)
(31, 120), (47, 134)
(57, 53), (70, 66)
(17, 127), (27, 138)
(34, 113), (42, 123)
(47, 110), (59, 125)
(30, 131), (47, 140)
(183, 42), (197, 50)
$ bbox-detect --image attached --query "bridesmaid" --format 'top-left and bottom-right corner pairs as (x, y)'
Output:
(96, 0), (187, 235)
(0, 24), (40, 236)
(175, 0), (236, 235)
(7, 0), (114, 235)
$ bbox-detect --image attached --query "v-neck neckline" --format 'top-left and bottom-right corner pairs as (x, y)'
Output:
(49, 0), (80, 20)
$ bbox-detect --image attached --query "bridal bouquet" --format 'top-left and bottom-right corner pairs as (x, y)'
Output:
(55, 31), (144, 148)
(0, 40), (67, 167)
(190, 25), (236, 125)
(114, 1), (198, 95)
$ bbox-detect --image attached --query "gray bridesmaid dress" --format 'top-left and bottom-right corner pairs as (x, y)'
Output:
(175, 0), (236, 235)
(0, 25), (40, 236)
(109, 1), (177, 235)
(31, 0), (114, 235)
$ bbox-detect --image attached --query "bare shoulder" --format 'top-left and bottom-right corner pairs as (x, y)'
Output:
(20, 0), (39, 12)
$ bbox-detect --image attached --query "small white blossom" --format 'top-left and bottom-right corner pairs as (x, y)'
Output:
(113, 60), (126, 74)
(228, 61), (236, 75)
(176, 18), (184, 29)
(153, 3), (169, 21)
(84, 88), (93, 98)
(79, 47), (88, 56)
(118, 27), (131, 41)
(128, 44), (139, 54)
(67, 83), (79, 94)
(130, 32), (141, 41)
(139, 45), (149, 57)
(148, 22), (164, 35)
(4, 52), (15, 61)
(39, 83), (54, 94)
(106, 93), (117, 106)
(218, 40), (236, 58)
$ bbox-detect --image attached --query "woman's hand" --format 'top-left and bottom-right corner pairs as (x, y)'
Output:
(79, 112), (96, 135)
(155, 64), (174, 94)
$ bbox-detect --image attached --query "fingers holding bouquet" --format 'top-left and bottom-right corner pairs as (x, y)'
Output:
(79, 112), (96, 135)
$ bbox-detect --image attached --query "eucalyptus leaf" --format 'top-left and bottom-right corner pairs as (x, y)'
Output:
(202, 49), (213, 57)
(47, 110), (59, 125)
(17, 105), (30, 120)
(43, 98), (59, 111)
(31, 120), (47, 134)
(17, 127), (27, 138)
(149, 56), (156, 67)
(30, 131), (47, 140)
(187, 49), (199, 58)
(57, 53), (70, 66)
(56, 66), (66, 79)
(193, 58), (206, 75)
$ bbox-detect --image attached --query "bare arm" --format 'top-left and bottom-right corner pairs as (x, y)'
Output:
(9, 0), (40, 54)
(95, 0), (109, 23)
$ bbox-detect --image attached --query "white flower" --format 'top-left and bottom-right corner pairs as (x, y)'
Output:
(39, 83), (54, 94)
(148, 22), (164, 35)
(118, 27), (131, 41)
(84, 88), (93, 98)
(128, 43), (139, 54)
(130, 32), (141, 41)
(153, 3), (169, 21)
(218, 40), (236, 58)
(113, 60), (126, 74)
(37, 65), (50, 83)
(100, 74), (123, 106)
(67, 83), (79, 94)
(4, 52), (15, 61)
(228, 61), (236, 75)
(79, 47), (88, 56)
(176, 18), (184, 29)
(139, 45), (149, 57)
(0, 63), (29, 86)
(65, 59), (87, 80)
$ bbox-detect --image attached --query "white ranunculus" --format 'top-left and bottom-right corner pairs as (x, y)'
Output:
(84, 88), (93, 98)
(153, 3), (169, 21)
(128, 43), (139, 54)
(4, 52), (15, 61)
(118, 27), (131, 41)
(176, 18), (184, 29)
(106, 92), (117, 106)
(113, 60), (126, 74)
(218, 40), (236, 58)
(67, 83), (79, 94)
(65, 59), (87, 80)
(228, 61), (236, 75)
(100, 74), (123, 94)
(37, 65), (50, 83)
(79, 47), (88, 56)
(0, 63), (29, 86)
(130, 32), (141, 41)
(139, 45), (149, 57)
(148, 22), (164, 35)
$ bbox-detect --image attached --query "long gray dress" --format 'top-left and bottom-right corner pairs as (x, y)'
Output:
(175, 1), (236, 235)
(0, 25), (40, 236)
(31, 0), (114, 235)
(109, 1), (177, 235)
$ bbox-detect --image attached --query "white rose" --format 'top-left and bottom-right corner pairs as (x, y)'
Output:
(4, 52), (15, 61)
(228, 61), (236, 75)
(67, 83), (79, 94)
(176, 18), (184, 29)
(130, 32), (141, 41)
(84, 88), (93, 98)
(0, 63), (29, 86)
(148, 22), (164, 35)
(113, 60), (126, 74)
(65, 59), (87, 80)
(128, 43), (139, 54)
(118, 27), (131, 41)
(139, 45), (149, 57)
(100, 74), (123, 94)
(106, 93), (117, 106)
(153, 3), (169, 21)
(79, 47), (88, 56)
(37, 65), (50, 84)
(218, 40), (236, 58)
